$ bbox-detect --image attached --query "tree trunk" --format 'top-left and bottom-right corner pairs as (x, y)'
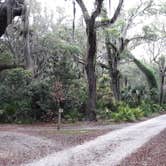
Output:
(108, 61), (121, 101)
(124, 76), (128, 88)
(109, 61), (121, 101)
(75, 0), (123, 120)
(23, 27), (33, 72)
(23, 7), (34, 73)
(105, 34), (120, 101)
(159, 74), (165, 105)
(85, 21), (97, 121)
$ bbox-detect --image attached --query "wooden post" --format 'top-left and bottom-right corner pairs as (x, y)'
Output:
(57, 108), (63, 130)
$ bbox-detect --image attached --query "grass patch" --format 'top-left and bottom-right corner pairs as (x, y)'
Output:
(40, 129), (95, 135)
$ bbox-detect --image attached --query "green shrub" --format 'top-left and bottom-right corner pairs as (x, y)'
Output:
(121, 85), (148, 107)
(151, 103), (162, 112)
(0, 68), (33, 123)
(111, 103), (144, 122)
(140, 101), (152, 116)
(97, 107), (112, 120)
(64, 109), (83, 123)
(97, 74), (113, 110)
(132, 108), (144, 119)
(0, 99), (32, 123)
(140, 101), (162, 117)
(27, 80), (54, 121)
(112, 105), (135, 122)
(161, 104), (166, 111)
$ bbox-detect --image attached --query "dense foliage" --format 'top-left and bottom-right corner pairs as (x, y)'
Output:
(0, 0), (165, 123)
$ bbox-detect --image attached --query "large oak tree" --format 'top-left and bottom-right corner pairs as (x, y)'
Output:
(75, 0), (123, 120)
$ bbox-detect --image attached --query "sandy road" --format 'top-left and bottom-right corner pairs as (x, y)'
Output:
(24, 114), (166, 166)
(0, 121), (130, 166)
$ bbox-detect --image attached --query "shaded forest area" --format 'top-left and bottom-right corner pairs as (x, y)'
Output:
(0, 0), (165, 124)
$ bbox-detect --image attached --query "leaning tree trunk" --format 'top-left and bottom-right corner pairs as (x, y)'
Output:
(132, 56), (158, 101)
(132, 57), (158, 90)
(85, 21), (97, 121)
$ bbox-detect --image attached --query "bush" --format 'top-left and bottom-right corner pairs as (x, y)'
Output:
(140, 100), (162, 117)
(0, 69), (32, 123)
(111, 103), (144, 122)
(61, 79), (87, 119)
(97, 74), (113, 110)
(27, 80), (55, 121)
(112, 106), (135, 122)
(0, 69), (87, 123)
(121, 85), (148, 107)
(97, 107), (112, 120)
(132, 107), (144, 119)
(161, 104), (166, 111)
(0, 99), (32, 123)
(64, 109), (83, 123)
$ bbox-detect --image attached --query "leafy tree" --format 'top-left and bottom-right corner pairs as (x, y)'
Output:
(0, 42), (24, 73)
(0, 68), (32, 122)
(147, 38), (166, 105)
(99, 0), (156, 101)
(74, 0), (123, 121)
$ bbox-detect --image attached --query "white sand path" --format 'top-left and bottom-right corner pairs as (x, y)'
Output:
(24, 114), (166, 166)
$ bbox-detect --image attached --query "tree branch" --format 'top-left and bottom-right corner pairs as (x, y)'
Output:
(0, 64), (24, 72)
(75, 0), (90, 23)
(98, 62), (110, 69)
(91, 0), (104, 19)
(108, 41), (118, 52)
(95, 0), (124, 28)
(73, 54), (86, 65)
(128, 36), (147, 42)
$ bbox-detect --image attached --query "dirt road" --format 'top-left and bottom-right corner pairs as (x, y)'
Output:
(24, 114), (166, 166)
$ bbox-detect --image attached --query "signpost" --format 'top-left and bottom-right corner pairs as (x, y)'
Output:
(52, 81), (64, 130)
(57, 108), (63, 130)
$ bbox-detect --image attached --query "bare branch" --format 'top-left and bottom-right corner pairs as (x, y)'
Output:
(122, 0), (154, 37)
(0, 64), (24, 72)
(91, 0), (104, 19)
(95, 0), (124, 28)
(73, 54), (86, 65)
(75, 0), (90, 23)
(98, 62), (110, 69)
(109, 41), (118, 52)
(121, 2), (143, 37)
(128, 36), (147, 42)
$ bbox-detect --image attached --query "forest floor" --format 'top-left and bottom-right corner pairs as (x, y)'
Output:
(120, 128), (166, 166)
(0, 115), (165, 166)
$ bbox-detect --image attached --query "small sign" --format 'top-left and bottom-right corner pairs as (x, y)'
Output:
(59, 108), (63, 113)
